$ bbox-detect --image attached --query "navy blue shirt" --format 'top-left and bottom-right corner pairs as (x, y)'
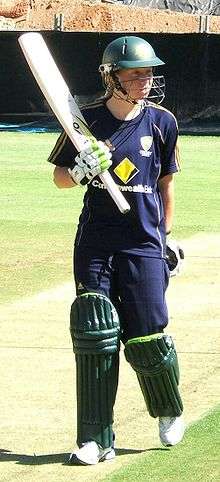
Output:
(48, 100), (180, 257)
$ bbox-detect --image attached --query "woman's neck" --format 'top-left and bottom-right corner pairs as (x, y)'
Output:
(106, 92), (144, 121)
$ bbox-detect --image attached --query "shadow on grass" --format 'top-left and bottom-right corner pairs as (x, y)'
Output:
(0, 449), (69, 465)
(0, 446), (169, 466)
(115, 447), (168, 455)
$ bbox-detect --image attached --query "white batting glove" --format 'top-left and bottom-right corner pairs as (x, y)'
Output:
(166, 239), (185, 277)
(68, 141), (112, 185)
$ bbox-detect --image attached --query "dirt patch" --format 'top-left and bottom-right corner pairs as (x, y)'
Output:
(0, 233), (219, 481)
(0, 0), (29, 18)
(12, 0), (220, 33)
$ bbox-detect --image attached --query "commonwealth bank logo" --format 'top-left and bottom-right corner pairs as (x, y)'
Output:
(114, 158), (139, 184)
(139, 136), (153, 157)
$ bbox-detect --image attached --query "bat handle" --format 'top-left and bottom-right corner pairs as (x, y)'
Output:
(99, 170), (130, 214)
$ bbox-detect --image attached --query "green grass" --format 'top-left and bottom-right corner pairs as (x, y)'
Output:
(174, 136), (220, 239)
(1, 132), (219, 480)
(102, 406), (220, 482)
(1, 132), (84, 302)
(1, 133), (220, 302)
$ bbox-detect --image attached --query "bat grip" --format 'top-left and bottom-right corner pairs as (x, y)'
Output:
(99, 170), (130, 214)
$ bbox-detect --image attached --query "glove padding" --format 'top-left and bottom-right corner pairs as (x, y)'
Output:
(68, 140), (112, 185)
(166, 239), (184, 277)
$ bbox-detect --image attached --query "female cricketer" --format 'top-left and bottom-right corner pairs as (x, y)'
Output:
(48, 35), (185, 465)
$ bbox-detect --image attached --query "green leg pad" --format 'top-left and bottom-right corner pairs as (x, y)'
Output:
(70, 292), (120, 448)
(124, 334), (183, 418)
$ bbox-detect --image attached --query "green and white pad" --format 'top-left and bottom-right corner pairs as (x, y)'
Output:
(124, 334), (183, 418)
(70, 292), (120, 449)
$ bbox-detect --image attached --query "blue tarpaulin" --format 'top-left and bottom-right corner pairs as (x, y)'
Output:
(0, 117), (61, 133)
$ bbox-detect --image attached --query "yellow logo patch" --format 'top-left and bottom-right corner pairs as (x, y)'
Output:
(114, 158), (139, 184)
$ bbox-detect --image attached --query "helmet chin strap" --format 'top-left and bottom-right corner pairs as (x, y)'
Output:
(112, 90), (139, 105)
(111, 74), (140, 104)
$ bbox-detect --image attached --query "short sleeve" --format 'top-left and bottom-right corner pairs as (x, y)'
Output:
(160, 114), (180, 178)
(47, 131), (78, 168)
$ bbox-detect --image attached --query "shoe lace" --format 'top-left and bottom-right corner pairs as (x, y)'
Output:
(160, 417), (176, 428)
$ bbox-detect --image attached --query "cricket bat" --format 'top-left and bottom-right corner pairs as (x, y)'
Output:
(18, 33), (130, 214)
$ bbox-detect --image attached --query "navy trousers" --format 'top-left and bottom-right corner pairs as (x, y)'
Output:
(74, 246), (170, 343)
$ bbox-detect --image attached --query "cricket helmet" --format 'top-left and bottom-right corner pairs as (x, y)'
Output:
(99, 36), (165, 104)
(99, 36), (165, 72)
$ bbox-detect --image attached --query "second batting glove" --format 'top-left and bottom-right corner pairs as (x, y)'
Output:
(166, 239), (185, 277)
(68, 141), (112, 185)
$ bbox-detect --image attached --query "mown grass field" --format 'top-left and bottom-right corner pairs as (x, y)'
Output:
(1, 132), (84, 302)
(102, 405), (220, 482)
(1, 133), (220, 482)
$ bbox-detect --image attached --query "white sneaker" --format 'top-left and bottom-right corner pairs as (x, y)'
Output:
(159, 415), (185, 446)
(68, 441), (115, 465)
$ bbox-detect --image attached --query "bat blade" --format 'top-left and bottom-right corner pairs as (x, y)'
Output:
(18, 32), (130, 214)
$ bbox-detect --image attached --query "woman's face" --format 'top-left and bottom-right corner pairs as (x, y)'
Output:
(116, 67), (153, 100)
